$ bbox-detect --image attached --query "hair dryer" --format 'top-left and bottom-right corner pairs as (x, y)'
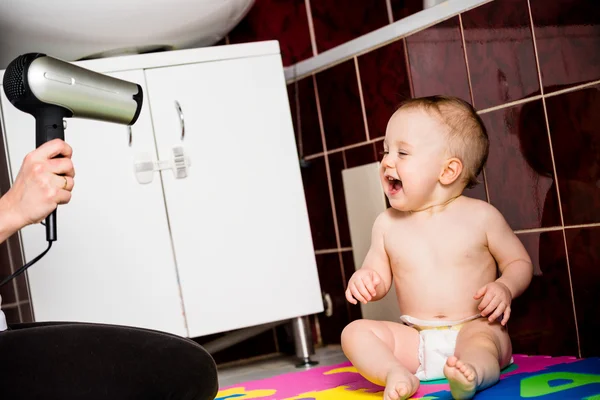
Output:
(2, 52), (143, 242)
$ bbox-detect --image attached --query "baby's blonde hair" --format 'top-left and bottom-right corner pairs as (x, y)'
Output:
(396, 95), (489, 189)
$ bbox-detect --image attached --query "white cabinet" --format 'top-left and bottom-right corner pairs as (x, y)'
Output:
(0, 42), (324, 339)
(145, 54), (323, 337)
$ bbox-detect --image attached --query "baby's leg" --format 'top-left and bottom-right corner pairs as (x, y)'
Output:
(443, 318), (512, 399)
(341, 320), (420, 400)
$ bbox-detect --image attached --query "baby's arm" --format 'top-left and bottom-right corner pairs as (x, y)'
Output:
(476, 205), (533, 324)
(345, 211), (393, 304)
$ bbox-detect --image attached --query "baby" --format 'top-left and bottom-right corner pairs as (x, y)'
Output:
(341, 95), (533, 400)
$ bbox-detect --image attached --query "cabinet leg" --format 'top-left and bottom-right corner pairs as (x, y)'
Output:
(291, 316), (318, 368)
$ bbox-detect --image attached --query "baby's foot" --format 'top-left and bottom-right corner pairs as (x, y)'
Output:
(443, 356), (478, 399)
(384, 366), (419, 400)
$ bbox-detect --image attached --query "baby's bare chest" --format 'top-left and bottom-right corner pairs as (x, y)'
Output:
(385, 220), (489, 271)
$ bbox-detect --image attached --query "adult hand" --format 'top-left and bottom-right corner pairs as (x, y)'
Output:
(0, 139), (75, 233)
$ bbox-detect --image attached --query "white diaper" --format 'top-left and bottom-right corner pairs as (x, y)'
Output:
(400, 314), (481, 381)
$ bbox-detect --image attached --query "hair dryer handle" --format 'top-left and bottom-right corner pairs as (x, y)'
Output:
(36, 105), (69, 242)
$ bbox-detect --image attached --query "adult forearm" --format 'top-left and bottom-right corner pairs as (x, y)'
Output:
(0, 196), (23, 244)
(496, 259), (533, 299)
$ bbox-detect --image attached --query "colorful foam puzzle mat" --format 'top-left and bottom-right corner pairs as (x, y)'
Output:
(216, 354), (600, 399)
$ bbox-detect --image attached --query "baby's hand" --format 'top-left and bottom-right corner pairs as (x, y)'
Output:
(345, 269), (381, 305)
(474, 282), (512, 326)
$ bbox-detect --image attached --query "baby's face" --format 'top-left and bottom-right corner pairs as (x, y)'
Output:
(380, 108), (449, 211)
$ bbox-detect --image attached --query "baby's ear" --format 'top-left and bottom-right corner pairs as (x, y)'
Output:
(440, 157), (463, 185)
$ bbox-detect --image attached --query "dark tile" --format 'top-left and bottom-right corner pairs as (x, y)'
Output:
(482, 100), (561, 230)
(390, 0), (424, 21)
(545, 85), (600, 226)
(3, 306), (20, 326)
(461, 0), (540, 109)
(311, 0), (389, 54)
(316, 60), (366, 151)
(566, 226), (600, 357)
(405, 17), (471, 102)
(510, 231), (579, 356)
(0, 242), (16, 305)
(193, 328), (278, 365)
(463, 180), (487, 202)
(530, 0), (600, 93)
(297, 76), (324, 157)
(315, 253), (350, 345)
(341, 251), (362, 322)
(328, 152), (351, 248)
(357, 39), (412, 139)
(19, 302), (33, 323)
(374, 140), (385, 160)
(300, 156), (337, 250)
(227, 0), (313, 66)
(344, 143), (378, 169)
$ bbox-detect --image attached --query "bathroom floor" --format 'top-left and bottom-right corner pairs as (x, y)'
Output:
(216, 345), (349, 388)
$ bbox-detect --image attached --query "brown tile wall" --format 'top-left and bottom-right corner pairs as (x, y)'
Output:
(220, 0), (600, 362)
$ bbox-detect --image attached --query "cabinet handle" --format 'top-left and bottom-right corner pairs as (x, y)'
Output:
(127, 126), (133, 147)
(175, 100), (185, 140)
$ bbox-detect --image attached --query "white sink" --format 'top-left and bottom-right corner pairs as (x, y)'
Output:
(0, 0), (254, 69)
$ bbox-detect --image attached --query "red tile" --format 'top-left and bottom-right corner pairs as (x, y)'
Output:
(405, 17), (471, 101)
(341, 251), (363, 322)
(19, 302), (33, 323)
(2, 306), (20, 326)
(227, 0), (313, 66)
(300, 156), (337, 250)
(316, 60), (366, 151)
(530, 0), (600, 93)
(328, 152), (351, 248)
(545, 85), (600, 226)
(390, 0), (424, 21)
(357, 39), (412, 139)
(315, 253), (350, 345)
(565, 226), (600, 357)
(482, 100), (561, 230)
(344, 143), (378, 169)
(461, 0), (540, 110)
(0, 243), (16, 305)
(310, 0), (389, 53)
(510, 231), (579, 356)
(463, 181), (488, 202)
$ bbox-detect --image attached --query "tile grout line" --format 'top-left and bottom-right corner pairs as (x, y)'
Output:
(514, 226), (563, 235)
(354, 57), (371, 141)
(385, 0), (394, 24)
(304, 0), (319, 57)
(304, 137), (386, 160)
(564, 223), (600, 230)
(402, 38), (415, 98)
(458, 14), (476, 109)
(477, 95), (543, 115)
(315, 247), (353, 255)
(527, 0), (580, 358)
(342, 149), (348, 170)
(544, 79), (600, 99)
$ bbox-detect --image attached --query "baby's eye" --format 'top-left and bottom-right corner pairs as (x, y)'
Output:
(379, 150), (389, 157)
(398, 151), (408, 156)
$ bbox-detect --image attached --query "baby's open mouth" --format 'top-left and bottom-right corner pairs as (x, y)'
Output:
(387, 176), (402, 193)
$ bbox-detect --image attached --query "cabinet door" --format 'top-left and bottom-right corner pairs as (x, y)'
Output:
(0, 69), (187, 336)
(145, 55), (323, 338)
